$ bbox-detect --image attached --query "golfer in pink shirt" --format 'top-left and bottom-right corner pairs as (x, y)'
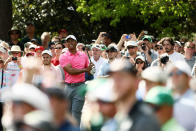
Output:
(59, 35), (93, 125)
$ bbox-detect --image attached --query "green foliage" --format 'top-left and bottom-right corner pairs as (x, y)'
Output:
(76, 0), (196, 39)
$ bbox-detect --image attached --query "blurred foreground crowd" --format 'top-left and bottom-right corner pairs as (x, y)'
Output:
(0, 22), (195, 131)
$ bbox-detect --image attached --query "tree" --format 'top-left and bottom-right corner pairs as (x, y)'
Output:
(76, 0), (196, 39)
(0, 0), (12, 41)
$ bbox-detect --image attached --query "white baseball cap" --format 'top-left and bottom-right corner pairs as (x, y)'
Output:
(91, 44), (101, 50)
(2, 83), (51, 112)
(29, 44), (37, 49)
(42, 50), (52, 57)
(135, 55), (145, 62)
(125, 41), (138, 47)
(174, 41), (182, 47)
(142, 66), (168, 83)
(65, 35), (77, 41)
(0, 47), (6, 53)
(167, 60), (192, 77)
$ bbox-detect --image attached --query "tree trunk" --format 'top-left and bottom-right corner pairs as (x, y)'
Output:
(0, 0), (12, 41)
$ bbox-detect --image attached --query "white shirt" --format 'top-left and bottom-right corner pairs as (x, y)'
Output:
(174, 89), (196, 131)
(91, 57), (108, 78)
(169, 52), (184, 62)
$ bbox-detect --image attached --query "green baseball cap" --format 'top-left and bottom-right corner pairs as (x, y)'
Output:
(145, 86), (174, 106)
(142, 35), (153, 42)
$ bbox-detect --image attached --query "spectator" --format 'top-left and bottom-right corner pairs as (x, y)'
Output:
(45, 88), (79, 131)
(59, 29), (68, 40)
(49, 42), (56, 58)
(141, 35), (158, 64)
(134, 55), (147, 76)
(77, 43), (85, 52)
(95, 32), (112, 46)
(123, 41), (139, 64)
(167, 61), (196, 131)
(8, 27), (23, 51)
(184, 41), (196, 69)
(4, 45), (23, 88)
(174, 41), (183, 54)
(161, 37), (184, 62)
(21, 22), (41, 46)
(51, 42), (63, 66)
(0, 46), (9, 61)
(30, 38), (39, 46)
(1, 83), (51, 130)
(145, 86), (185, 131)
(35, 46), (44, 58)
(155, 43), (164, 56)
(91, 44), (108, 78)
(109, 59), (160, 131)
(59, 35), (93, 125)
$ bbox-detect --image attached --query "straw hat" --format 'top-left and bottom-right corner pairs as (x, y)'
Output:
(8, 45), (23, 56)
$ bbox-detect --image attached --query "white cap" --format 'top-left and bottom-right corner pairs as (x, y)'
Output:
(95, 79), (117, 102)
(0, 47), (6, 53)
(125, 41), (138, 47)
(108, 43), (118, 51)
(142, 66), (168, 83)
(91, 44), (101, 50)
(29, 44), (37, 49)
(65, 35), (77, 41)
(2, 83), (51, 112)
(42, 50), (52, 57)
(174, 41), (182, 47)
(135, 55), (145, 62)
(77, 43), (84, 47)
(167, 60), (192, 77)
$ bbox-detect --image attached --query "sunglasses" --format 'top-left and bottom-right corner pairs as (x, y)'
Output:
(55, 47), (62, 49)
(157, 47), (163, 50)
(136, 61), (144, 64)
(127, 46), (135, 50)
(187, 46), (195, 49)
(12, 52), (20, 55)
(169, 70), (184, 77)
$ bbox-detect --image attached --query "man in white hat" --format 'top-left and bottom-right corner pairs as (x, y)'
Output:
(167, 61), (196, 131)
(4, 45), (23, 88)
(59, 35), (93, 125)
(174, 41), (183, 53)
(91, 44), (108, 78)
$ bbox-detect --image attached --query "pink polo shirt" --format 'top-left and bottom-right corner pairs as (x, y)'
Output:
(59, 51), (89, 83)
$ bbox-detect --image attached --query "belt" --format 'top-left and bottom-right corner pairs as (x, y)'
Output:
(65, 82), (84, 87)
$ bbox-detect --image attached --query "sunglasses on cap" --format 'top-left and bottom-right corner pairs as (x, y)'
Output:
(136, 60), (144, 64)
(169, 70), (184, 77)
(127, 46), (136, 50)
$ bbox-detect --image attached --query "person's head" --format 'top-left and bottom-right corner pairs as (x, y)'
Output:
(55, 42), (63, 55)
(184, 41), (195, 57)
(76, 43), (85, 52)
(26, 22), (35, 34)
(135, 55), (146, 71)
(2, 83), (50, 121)
(30, 39), (39, 45)
(101, 33), (112, 46)
(9, 45), (23, 58)
(29, 44), (37, 53)
(145, 86), (174, 125)
(167, 61), (191, 95)
(141, 66), (167, 92)
(58, 29), (68, 39)
(92, 44), (102, 60)
(174, 41), (182, 53)
(161, 37), (174, 54)
(9, 27), (21, 41)
(155, 44), (164, 56)
(142, 35), (153, 48)
(106, 44), (118, 60)
(126, 41), (138, 56)
(65, 35), (77, 52)
(35, 46), (44, 57)
(0, 46), (8, 61)
(42, 50), (52, 65)
(45, 88), (68, 120)
(88, 78), (117, 118)
(49, 42), (56, 56)
(109, 59), (138, 100)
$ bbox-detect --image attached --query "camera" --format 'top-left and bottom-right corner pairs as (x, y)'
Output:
(141, 43), (146, 51)
(125, 35), (131, 39)
(12, 57), (17, 61)
(160, 54), (169, 64)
